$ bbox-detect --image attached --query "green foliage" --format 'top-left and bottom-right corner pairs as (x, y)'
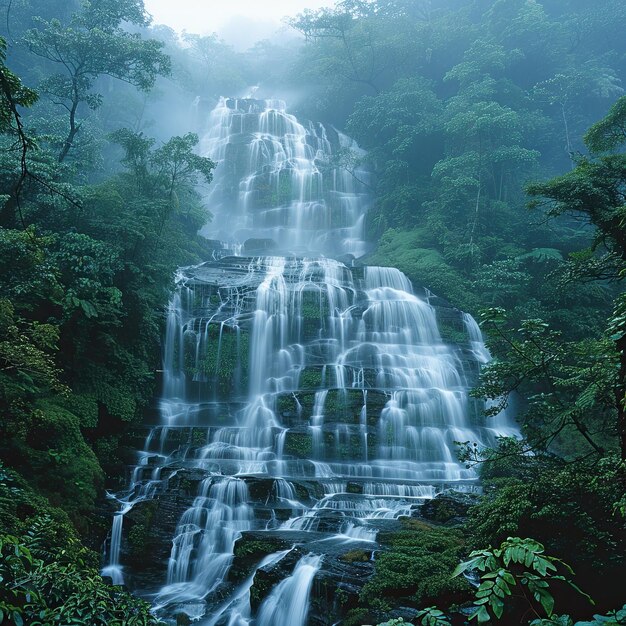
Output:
(2, 1), (626, 623)
(0, 521), (162, 625)
(416, 607), (451, 626)
(23, 0), (170, 161)
(584, 96), (626, 154)
(0, 36), (38, 132)
(0, 7), (217, 580)
(360, 520), (469, 611)
(465, 454), (626, 612)
(368, 229), (475, 310)
(474, 309), (618, 456)
(0, 473), (154, 624)
(453, 537), (588, 623)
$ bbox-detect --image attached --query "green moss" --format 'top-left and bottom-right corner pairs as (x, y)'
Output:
(367, 229), (479, 311)
(277, 393), (299, 415)
(343, 608), (372, 626)
(284, 431), (313, 458)
(340, 549), (370, 563)
(128, 523), (148, 557)
(300, 302), (323, 320)
(271, 173), (295, 205)
(250, 571), (275, 608)
(234, 538), (285, 558)
(298, 368), (323, 390)
(192, 428), (207, 446)
(360, 521), (469, 609)
(191, 325), (250, 397)
(437, 317), (468, 345)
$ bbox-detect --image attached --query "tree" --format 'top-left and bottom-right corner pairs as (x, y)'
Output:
(111, 128), (214, 236)
(431, 40), (541, 268)
(346, 77), (441, 230)
(23, 0), (170, 162)
(0, 36), (38, 227)
(527, 95), (626, 458)
(533, 64), (622, 159)
(180, 33), (245, 97)
(288, 0), (423, 100)
(474, 309), (616, 456)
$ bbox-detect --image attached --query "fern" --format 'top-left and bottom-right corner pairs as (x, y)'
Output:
(453, 538), (590, 623)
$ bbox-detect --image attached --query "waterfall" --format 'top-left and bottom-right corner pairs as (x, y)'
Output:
(202, 549), (291, 626)
(256, 554), (322, 626)
(199, 97), (370, 257)
(103, 97), (516, 624)
(101, 508), (128, 585)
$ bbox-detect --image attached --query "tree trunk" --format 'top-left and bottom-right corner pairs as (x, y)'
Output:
(617, 333), (626, 461)
(58, 86), (80, 163)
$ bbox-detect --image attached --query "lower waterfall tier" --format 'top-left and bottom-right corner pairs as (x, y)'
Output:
(104, 255), (516, 624)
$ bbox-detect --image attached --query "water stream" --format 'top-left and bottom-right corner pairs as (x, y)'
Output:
(104, 98), (516, 624)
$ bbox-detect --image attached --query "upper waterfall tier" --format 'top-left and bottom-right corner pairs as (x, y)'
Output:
(198, 98), (371, 257)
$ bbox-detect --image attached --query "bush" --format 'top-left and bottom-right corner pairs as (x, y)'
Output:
(360, 520), (469, 611)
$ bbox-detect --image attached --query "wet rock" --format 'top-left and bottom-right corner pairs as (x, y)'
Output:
(420, 490), (479, 524)
(250, 547), (305, 610)
(243, 238), (277, 254)
(229, 531), (294, 584)
(310, 553), (375, 625)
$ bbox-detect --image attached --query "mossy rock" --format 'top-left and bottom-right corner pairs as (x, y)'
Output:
(437, 315), (468, 345)
(420, 491), (479, 524)
(276, 393), (298, 415)
(298, 368), (324, 390)
(362, 520), (470, 609)
(232, 532), (292, 576)
(250, 548), (304, 609)
(340, 549), (370, 563)
(284, 430), (313, 458)
(246, 478), (276, 502)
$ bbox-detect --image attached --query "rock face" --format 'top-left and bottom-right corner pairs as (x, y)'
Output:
(102, 99), (517, 626)
(420, 490), (480, 524)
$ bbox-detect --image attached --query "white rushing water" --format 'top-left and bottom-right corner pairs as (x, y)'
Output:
(104, 97), (517, 624)
(199, 97), (370, 257)
(256, 554), (322, 626)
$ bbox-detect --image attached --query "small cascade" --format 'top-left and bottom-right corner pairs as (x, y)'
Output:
(101, 506), (130, 585)
(463, 312), (491, 364)
(256, 554), (323, 626)
(104, 96), (517, 624)
(201, 550), (291, 626)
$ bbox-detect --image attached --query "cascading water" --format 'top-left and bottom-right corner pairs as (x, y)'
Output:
(256, 554), (322, 626)
(104, 98), (517, 624)
(199, 98), (369, 257)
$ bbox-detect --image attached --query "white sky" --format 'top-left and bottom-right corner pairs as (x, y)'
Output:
(144, 0), (332, 47)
